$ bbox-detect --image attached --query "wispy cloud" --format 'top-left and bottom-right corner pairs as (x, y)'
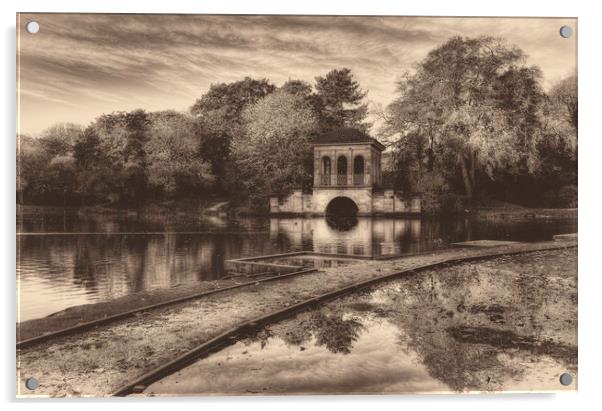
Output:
(18, 14), (576, 135)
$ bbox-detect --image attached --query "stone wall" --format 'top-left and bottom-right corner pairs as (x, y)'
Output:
(312, 187), (373, 214)
(371, 190), (421, 214)
(270, 188), (421, 215)
(270, 190), (313, 214)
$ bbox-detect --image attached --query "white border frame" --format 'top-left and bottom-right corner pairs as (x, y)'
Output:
(2, 1), (599, 410)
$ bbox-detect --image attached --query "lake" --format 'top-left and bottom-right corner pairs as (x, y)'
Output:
(16, 207), (577, 322)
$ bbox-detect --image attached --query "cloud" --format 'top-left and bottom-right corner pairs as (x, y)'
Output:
(17, 14), (576, 135)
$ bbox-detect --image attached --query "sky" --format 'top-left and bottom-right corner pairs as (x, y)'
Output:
(17, 14), (577, 136)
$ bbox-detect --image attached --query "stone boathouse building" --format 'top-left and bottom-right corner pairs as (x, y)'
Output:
(269, 128), (421, 216)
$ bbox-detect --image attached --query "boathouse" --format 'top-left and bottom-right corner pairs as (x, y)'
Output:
(269, 128), (421, 216)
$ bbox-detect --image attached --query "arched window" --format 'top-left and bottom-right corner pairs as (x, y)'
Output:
(337, 155), (348, 185)
(321, 156), (331, 185)
(353, 155), (365, 185)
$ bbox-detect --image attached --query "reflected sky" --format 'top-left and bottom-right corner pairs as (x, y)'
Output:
(146, 318), (450, 395)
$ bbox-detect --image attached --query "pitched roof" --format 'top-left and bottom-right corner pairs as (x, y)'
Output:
(314, 127), (385, 151)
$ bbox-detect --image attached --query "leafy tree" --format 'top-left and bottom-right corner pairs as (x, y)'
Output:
(529, 75), (578, 206)
(231, 90), (318, 208)
(122, 109), (151, 204)
(196, 118), (232, 191)
(190, 77), (276, 121)
(17, 135), (46, 204)
(17, 126), (81, 205)
(549, 75), (577, 132)
(45, 155), (77, 205)
(73, 126), (101, 170)
(73, 126), (121, 204)
(38, 123), (82, 157)
(191, 77), (276, 186)
(280, 79), (313, 97)
(314, 68), (369, 132)
(90, 110), (151, 204)
(146, 111), (214, 196)
(93, 112), (129, 169)
(384, 36), (546, 201)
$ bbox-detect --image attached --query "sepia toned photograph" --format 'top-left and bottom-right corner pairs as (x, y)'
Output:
(16, 13), (577, 397)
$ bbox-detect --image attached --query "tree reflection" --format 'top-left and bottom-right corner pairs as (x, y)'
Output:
(381, 260), (578, 392)
(270, 310), (364, 354)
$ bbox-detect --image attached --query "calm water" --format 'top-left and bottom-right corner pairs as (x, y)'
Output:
(16, 207), (577, 322)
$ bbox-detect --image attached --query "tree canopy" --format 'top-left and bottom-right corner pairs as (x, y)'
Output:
(314, 68), (369, 132)
(189, 77), (277, 187)
(231, 90), (318, 209)
(381, 36), (571, 206)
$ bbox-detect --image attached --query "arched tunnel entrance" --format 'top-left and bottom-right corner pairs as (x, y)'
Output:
(326, 196), (359, 216)
(325, 197), (359, 230)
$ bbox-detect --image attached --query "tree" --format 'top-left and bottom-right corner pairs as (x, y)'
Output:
(314, 68), (369, 132)
(122, 109), (151, 203)
(38, 123), (82, 157)
(280, 79), (313, 97)
(90, 110), (151, 204)
(190, 77), (276, 121)
(17, 124), (82, 205)
(231, 90), (318, 208)
(190, 77), (276, 187)
(384, 36), (546, 201)
(45, 155), (77, 206)
(530, 75), (578, 206)
(549, 75), (577, 132)
(73, 126), (101, 170)
(146, 111), (214, 196)
(73, 125), (122, 204)
(17, 135), (46, 204)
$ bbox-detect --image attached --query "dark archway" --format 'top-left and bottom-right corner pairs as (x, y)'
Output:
(326, 196), (358, 216)
(325, 197), (359, 230)
(337, 155), (348, 186)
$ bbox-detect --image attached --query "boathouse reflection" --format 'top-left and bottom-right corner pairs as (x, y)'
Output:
(269, 217), (422, 256)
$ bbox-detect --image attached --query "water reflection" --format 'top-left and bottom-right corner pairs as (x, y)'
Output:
(270, 217), (424, 256)
(145, 249), (577, 395)
(248, 311), (365, 355)
(17, 208), (577, 321)
(325, 214), (358, 232)
(145, 318), (449, 395)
